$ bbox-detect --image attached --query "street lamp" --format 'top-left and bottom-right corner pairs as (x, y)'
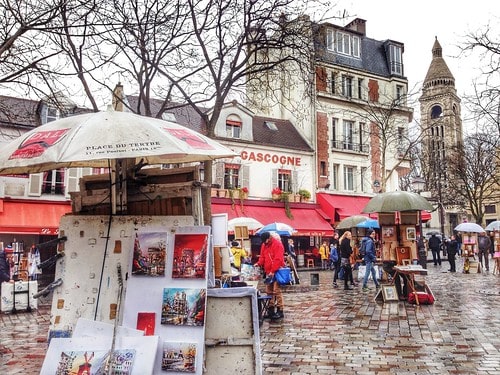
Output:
(411, 176), (426, 235)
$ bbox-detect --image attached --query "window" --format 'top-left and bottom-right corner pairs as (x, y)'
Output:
(389, 44), (403, 75)
(332, 164), (339, 190)
(431, 105), (443, 119)
(343, 120), (354, 150)
(358, 122), (366, 152)
(336, 31), (351, 55)
(484, 205), (496, 214)
(42, 168), (65, 195)
(320, 161), (327, 177)
(357, 78), (364, 99)
(46, 107), (60, 123)
(331, 71), (337, 94)
(277, 169), (292, 192)
(225, 120), (241, 138)
(342, 75), (353, 98)
(326, 29), (335, 51)
(224, 164), (240, 189)
(396, 85), (404, 102)
(332, 118), (338, 147)
(344, 166), (355, 191)
(352, 36), (360, 57)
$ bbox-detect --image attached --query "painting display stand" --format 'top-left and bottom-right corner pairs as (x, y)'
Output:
(44, 215), (210, 375)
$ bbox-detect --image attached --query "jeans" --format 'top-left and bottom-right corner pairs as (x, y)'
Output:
(477, 249), (489, 271)
(362, 261), (380, 287)
(431, 248), (441, 265)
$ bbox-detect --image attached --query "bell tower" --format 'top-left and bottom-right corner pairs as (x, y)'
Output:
(419, 37), (464, 234)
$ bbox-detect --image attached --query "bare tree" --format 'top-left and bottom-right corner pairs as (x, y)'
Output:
(445, 132), (499, 224)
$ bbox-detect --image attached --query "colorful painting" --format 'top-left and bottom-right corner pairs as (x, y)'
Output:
(172, 234), (208, 279)
(132, 232), (166, 276)
(161, 342), (197, 373)
(406, 227), (416, 241)
(161, 288), (206, 326)
(383, 226), (396, 241)
(55, 349), (135, 374)
(136, 312), (156, 336)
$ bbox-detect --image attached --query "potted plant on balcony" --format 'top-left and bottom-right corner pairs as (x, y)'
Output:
(298, 188), (311, 202)
(271, 187), (282, 201)
(238, 186), (249, 199)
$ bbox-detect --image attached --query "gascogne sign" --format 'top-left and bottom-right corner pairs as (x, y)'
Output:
(240, 151), (301, 166)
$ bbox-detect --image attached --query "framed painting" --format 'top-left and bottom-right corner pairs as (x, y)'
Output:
(131, 232), (166, 276)
(381, 285), (399, 302)
(172, 233), (208, 279)
(383, 226), (396, 241)
(406, 227), (416, 241)
(161, 288), (206, 326)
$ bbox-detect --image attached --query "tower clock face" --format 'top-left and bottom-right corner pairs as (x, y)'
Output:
(431, 105), (443, 119)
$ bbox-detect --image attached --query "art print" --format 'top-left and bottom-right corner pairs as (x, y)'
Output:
(132, 232), (166, 276)
(172, 234), (208, 279)
(161, 288), (206, 326)
(136, 312), (156, 336)
(55, 349), (135, 374)
(383, 226), (396, 241)
(406, 227), (416, 241)
(161, 342), (197, 373)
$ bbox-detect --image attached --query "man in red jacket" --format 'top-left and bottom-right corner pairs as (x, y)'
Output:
(254, 231), (286, 320)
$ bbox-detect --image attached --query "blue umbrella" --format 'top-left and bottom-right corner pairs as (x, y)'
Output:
(356, 218), (379, 229)
(256, 222), (296, 236)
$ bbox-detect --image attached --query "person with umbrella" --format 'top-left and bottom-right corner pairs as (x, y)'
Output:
(254, 232), (286, 320)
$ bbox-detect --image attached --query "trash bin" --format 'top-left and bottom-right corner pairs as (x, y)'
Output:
(310, 273), (319, 286)
(297, 254), (304, 267)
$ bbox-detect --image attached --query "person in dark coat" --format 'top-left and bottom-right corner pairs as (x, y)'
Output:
(0, 250), (11, 283)
(417, 235), (427, 269)
(339, 231), (355, 290)
(428, 234), (442, 266)
(445, 235), (459, 272)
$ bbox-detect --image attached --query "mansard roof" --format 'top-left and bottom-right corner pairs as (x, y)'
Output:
(313, 19), (406, 79)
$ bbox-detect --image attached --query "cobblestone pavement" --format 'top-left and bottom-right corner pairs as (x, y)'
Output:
(1, 265), (499, 374)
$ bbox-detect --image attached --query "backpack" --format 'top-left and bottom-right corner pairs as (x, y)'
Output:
(358, 240), (367, 259)
(329, 247), (338, 262)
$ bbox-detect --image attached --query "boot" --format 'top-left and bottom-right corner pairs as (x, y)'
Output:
(263, 307), (275, 320)
(271, 308), (284, 320)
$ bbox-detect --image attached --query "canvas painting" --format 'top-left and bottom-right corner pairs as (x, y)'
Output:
(161, 288), (206, 326)
(406, 227), (416, 241)
(132, 232), (166, 276)
(136, 312), (156, 336)
(172, 233), (208, 279)
(55, 349), (135, 375)
(161, 342), (197, 373)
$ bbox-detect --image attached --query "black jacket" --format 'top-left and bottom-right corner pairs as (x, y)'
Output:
(339, 237), (352, 259)
(0, 251), (10, 283)
(428, 236), (441, 250)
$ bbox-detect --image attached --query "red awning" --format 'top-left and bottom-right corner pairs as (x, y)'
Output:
(421, 211), (432, 222)
(211, 199), (334, 236)
(0, 199), (71, 235)
(316, 193), (373, 221)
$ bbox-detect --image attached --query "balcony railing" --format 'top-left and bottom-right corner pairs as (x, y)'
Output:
(331, 140), (369, 153)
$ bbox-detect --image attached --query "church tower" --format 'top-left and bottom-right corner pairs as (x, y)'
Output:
(419, 37), (464, 234)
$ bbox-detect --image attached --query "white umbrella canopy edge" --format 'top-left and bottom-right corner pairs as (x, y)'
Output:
(485, 221), (500, 231)
(454, 222), (485, 233)
(0, 107), (237, 175)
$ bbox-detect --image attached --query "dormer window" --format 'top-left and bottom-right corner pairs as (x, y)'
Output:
(389, 44), (403, 75)
(327, 29), (360, 58)
(264, 121), (278, 131)
(225, 119), (241, 139)
(46, 107), (60, 123)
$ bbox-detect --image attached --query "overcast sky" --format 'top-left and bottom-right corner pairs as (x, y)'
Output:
(324, 0), (498, 130)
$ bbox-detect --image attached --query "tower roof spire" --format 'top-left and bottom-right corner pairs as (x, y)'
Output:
(423, 37), (454, 89)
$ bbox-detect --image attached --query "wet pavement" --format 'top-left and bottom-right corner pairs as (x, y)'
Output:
(1, 264), (499, 374)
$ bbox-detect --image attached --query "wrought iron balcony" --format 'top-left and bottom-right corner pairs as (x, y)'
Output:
(330, 140), (369, 153)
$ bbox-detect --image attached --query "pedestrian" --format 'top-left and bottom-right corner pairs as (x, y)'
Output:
(339, 231), (355, 290)
(330, 233), (341, 287)
(230, 241), (247, 271)
(477, 232), (491, 272)
(361, 229), (381, 291)
(428, 233), (442, 266)
(286, 238), (297, 262)
(445, 235), (459, 272)
(417, 235), (427, 269)
(319, 240), (329, 270)
(0, 249), (10, 283)
(254, 231), (286, 320)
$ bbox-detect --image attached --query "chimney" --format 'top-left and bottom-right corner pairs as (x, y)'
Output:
(112, 83), (124, 112)
(345, 18), (366, 36)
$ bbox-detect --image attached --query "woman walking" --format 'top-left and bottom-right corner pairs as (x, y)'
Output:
(339, 231), (354, 290)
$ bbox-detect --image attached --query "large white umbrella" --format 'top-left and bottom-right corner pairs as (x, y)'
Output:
(0, 106), (236, 175)
(227, 217), (263, 232)
(454, 222), (485, 233)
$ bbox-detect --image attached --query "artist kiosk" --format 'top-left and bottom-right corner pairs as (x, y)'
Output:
(40, 166), (262, 375)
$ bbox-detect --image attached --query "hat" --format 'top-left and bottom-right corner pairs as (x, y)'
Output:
(260, 232), (271, 241)
(231, 241), (240, 247)
(366, 229), (374, 236)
